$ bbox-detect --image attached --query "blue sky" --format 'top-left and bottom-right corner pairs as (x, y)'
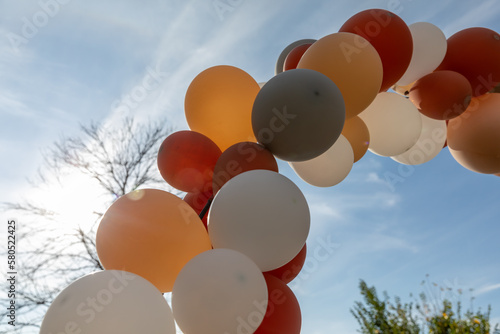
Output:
(1, 0), (500, 333)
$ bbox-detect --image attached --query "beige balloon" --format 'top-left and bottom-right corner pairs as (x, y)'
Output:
(40, 271), (176, 334)
(359, 92), (422, 157)
(392, 113), (447, 165)
(172, 249), (268, 334)
(397, 22), (447, 86)
(290, 135), (354, 187)
(208, 170), (310, 271)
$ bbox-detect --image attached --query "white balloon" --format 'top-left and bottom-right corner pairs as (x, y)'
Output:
(40, 271), (176, 334)
(359, 92), (422, 157)
(397, 22), (447, 86)
(290, 135), (354, 187)
(208, 170), (310, 271)
(172, 249), (268, 334)
(392, 114), (447, 165)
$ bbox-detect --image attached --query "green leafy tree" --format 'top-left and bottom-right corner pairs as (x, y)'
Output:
(352, 279), (500, 334)
(351, 280), (420, 334)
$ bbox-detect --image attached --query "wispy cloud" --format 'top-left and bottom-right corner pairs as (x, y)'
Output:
(441, 0), (500, 35)
(475, 283), (500, 296)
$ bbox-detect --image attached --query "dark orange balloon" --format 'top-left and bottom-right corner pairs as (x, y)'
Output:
(264, 244), (306, 284)
(183, 191), (213, 228)
(212, 142), (278, 194)
(254, 274), (301, 334)
(447, 93), (500, 174)
(438, 27), (500, 97)
(157, 131), (222, 193)
(340, 8), (413, 92)
(341, 116), (370, 162)
(409, 71), (472, 120)
(283, 43), (312, 71)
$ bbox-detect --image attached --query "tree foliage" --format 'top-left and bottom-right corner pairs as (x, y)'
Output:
(0, 118), (175, 333)
(352, 279), (500, 334)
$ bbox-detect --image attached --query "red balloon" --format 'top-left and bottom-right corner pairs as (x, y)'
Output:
(157, 131), (222, 193)
(409, 71), (472, 120)
(437, 27), (500, 97)
(339, 8), (413, 92)
(212, 142), (279, 194)
(264, 244), (306, 284)
(183, 191), (213, 228)
(283, 43), (312, 71)
(254, 274), (301, 334)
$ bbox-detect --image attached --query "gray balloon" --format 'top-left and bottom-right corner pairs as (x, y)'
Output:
(275, 39), (316, 75)
(252, 69), (345, 162)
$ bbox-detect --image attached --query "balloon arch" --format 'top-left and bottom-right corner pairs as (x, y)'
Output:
(40, 8), (500, 334)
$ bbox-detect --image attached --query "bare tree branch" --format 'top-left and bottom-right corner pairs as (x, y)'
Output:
(0, 117), (177, 333)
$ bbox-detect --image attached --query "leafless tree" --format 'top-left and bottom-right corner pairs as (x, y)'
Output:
(1, 117), (176, 333)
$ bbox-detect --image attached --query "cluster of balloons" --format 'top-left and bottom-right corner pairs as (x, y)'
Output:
(40, 8), (500, 334)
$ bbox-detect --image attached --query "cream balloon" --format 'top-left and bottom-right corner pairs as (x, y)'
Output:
(359, 92), (422, 157)
(40, 271), (176, 334)
(208, 170), (310, 271)
(392, 114), (447, 165)
(275, 39), (316, 75)
(172, 249), (268, 334)
(397, 22), (447, 86)
(290, 135), (354, 187)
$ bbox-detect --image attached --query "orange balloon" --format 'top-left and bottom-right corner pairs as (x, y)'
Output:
(212, 142), (279, 194)
(339, 9), (413, 92)
(185, 65), (260, 151)
(437, 27), (500, 97)
(297, 32), (383, 118)
(447, 93), (500, 174)
(410, 71), (472, 120)
(341, 116), (370, 162)
(96, 189), (212, 292)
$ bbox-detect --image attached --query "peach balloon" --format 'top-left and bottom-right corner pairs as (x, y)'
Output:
(96, 189), (212, 292)
(185, 65), (260, 151)
(341, 116), (370, 162)
(447, 93), (500, 174)
(297, 32), (383, 118)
